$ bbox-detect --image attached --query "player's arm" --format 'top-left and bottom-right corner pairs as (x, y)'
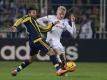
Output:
(11, 18), (23, 32)
(11, 15), (30, 32)
(38, 23), (53, 33)
(37, 16), (59, 32)
(70, 15), (77, 38)
(65, 20), (77, 38)
(37, 16), (49, 27)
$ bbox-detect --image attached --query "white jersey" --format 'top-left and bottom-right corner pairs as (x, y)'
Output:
(47, 19), (76, 41)
(37, 15), (76, 53)
(37, 15), (76, 41)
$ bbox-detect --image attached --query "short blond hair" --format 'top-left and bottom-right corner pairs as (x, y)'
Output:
(57, 6), (67, 13)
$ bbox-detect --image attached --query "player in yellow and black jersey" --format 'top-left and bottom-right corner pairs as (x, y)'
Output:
(11, 7), (67, 76)
(12, 11), (52, 42)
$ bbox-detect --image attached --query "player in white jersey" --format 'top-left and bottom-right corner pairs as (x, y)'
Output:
(37, 6), (76, 67)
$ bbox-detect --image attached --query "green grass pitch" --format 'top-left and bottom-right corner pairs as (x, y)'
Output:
(0, 61), (107, 80)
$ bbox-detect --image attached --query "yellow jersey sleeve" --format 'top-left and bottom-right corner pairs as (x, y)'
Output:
(13, 18), (23, 27)
(39, 23), (53, 33)
(13, 15), (31, 28)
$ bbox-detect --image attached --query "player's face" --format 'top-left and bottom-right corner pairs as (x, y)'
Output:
(70, 14), (75, 21)
(29, 10), (37, 18)
(56, 9), (66, 20)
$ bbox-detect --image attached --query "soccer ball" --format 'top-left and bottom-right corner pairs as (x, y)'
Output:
(64, 62), (76, 72)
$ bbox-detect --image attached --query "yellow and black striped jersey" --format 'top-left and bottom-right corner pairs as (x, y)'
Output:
(13, 15), (42, 43)
(13, 15), (53, 43)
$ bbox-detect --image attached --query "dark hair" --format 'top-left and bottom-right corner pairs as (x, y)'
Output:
(65, 8), (73, 19)
(65, 8), (74, 27)
(26, 7), (37, 14)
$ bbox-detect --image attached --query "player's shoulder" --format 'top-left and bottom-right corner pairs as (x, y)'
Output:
(63, 18), (69, 22)
(61, 18), (70, 27)
(61, 18), (69, 24)
(47, 15), (56, 18)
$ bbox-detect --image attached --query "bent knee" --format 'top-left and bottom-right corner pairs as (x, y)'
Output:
(48, 48), (55, 55)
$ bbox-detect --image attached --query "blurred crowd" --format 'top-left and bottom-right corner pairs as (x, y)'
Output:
(0, 0), (101, 39)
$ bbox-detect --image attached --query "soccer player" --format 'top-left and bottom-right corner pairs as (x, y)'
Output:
(11, 7), (67, 76)
(37, 6), (76, 67)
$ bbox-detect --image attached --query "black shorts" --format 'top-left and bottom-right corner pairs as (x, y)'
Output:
(29, 39), (50, 56)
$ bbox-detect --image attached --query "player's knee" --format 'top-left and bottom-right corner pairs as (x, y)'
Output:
(47, 48), (55, 55)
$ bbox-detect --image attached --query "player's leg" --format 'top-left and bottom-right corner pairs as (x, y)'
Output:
(60, 53), (66, 67)
(48, 48), (67, 76)
(50, 40), (66, 68)
(58, 43), (67, 67)
(53, 48), (68, 76)
(39, 40), (61, 71)
(39, 40), (67, 76)
(11, 55), (34, 76)
(47, 40), (63, 64)
(11, 44), (37, 76)
(54, 49), (63, 63)
(54, 49), (66, 68)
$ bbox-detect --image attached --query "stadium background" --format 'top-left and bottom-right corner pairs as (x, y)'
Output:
(0, 0), (107, 80)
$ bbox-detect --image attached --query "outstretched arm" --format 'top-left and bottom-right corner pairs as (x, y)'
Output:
(37, 15), (59, 32)
(11, 18), (23, 32)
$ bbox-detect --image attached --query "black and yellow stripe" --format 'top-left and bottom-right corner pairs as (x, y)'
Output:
(39, 39), (50, 50)
(33, 37), (42, 43)
(39, 23), (53, 33)
(13, 15), (43, 42)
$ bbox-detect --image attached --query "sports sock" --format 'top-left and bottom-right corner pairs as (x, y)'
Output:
(60, 54), (66, 68)
(16, 60), (31, 72)
(50, 55), (61, 71)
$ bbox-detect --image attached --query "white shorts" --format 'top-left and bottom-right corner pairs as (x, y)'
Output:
(46, 39), (65, 53)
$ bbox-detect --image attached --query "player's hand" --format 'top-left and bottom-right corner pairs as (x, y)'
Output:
(70, 15), (75, 22)
(53, 20), (60, 25)
(11, 26), (17, 32)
